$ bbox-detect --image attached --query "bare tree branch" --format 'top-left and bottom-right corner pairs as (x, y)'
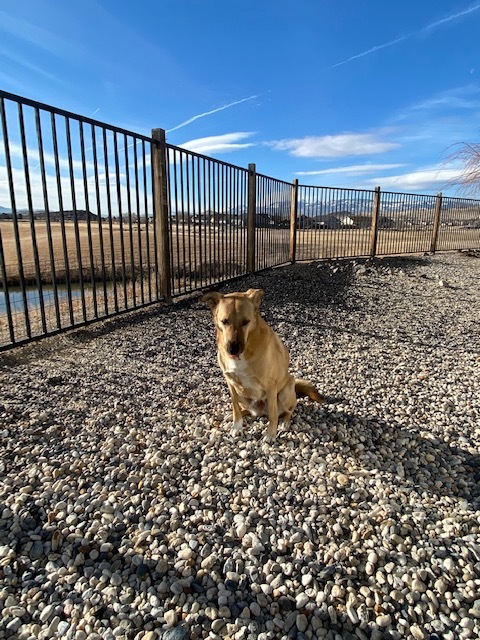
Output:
(443, 141), (480, 195)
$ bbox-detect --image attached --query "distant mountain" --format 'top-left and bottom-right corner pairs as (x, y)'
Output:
(0, 206), (11, 214)
(228, 204), (248, 216)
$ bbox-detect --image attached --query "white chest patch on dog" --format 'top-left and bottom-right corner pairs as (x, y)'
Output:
(224, 356), (248, 374)
(224, 357), (264, 404)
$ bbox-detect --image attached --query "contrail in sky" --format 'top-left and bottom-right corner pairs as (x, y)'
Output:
(166, 94), (263, 133)
(328, 3), (480, 69)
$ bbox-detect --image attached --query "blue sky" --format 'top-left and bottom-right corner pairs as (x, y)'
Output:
(0, 0), (480, 196)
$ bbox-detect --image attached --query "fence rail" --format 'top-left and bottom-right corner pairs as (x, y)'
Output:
(1, 90), (480, 351)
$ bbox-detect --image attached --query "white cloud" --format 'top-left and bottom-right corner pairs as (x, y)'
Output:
(269, 133), (399, 158)
(365, 166), (463, 192)
(400, 85), (480, 117)
(177, 132), (256, 155)
(295, 163), (406, 176)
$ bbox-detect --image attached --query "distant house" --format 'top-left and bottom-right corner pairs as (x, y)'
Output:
(341, 214), (395, 229)
(256, 212), (274, 228)
(378, 216), (395, 229)
(314, 214), (343, 229)
(210, 211), (231, 225)
(275, 217), (290, 229)
(297, 215), (312, 229)
(341, 215), (372, 229)
(201, 209), (216, 224)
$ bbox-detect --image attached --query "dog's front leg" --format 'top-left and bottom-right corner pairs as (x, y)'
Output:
(264, 387), (279, 443)
(227, 382), (244, 436)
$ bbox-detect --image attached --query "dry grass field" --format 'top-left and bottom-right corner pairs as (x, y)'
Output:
(0, 220), (156, 285)
(2, 220), (479, 285)
(1, 219), (479, 347)
(0, 220), (249, 286)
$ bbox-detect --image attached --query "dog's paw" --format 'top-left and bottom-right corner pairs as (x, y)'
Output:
(261, 435), (276, 452)
(230, 420), (243, 437)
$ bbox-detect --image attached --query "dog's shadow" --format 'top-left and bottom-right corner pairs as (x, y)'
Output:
(229, 400), (480, 509)
(217, 256), (426, 315)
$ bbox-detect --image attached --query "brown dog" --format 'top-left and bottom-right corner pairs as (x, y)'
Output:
(201, 288), (323, 442)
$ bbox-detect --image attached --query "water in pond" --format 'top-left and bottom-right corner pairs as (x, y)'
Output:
(0, 285), (84, 314)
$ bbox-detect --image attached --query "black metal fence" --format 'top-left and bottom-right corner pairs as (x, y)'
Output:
(255, 174), (291, 271)
(1, 89), (480, 351)
(0, 90), (159, 350)
(166, 144), (249, 295)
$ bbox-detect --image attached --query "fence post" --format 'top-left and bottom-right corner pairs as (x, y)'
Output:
(430, 192), (443, 253)
(289, 178), (298, 263)
(151, 128), (172, 303)
(247, 163), (256, 273)
(369, 186), (381, 258)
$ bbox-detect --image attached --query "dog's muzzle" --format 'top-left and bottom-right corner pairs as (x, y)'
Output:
(227, 341), (241, 356)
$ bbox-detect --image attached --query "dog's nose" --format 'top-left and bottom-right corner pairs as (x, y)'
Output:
(227, 341), (241, 356)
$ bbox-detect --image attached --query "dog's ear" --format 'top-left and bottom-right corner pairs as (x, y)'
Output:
(246, 288), (265, 311)
(201, 291), (223, 310)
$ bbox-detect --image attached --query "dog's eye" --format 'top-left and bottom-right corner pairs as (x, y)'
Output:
(221, 319), (230, 326)
(242, 320), (250, 326)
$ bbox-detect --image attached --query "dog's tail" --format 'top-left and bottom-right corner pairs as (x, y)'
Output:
(295, 379), (324, 403)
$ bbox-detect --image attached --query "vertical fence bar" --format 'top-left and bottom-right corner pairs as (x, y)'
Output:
(222, 164), (227, 275)
(113, 132), (127, 308)
(229, 166), (235, 278)
(430, 192), (443, 254)
(51, 114), (74, 325)
(133, 141), (144, 304)
(103, 129), (119, 311)
(91, 125), (109, 315)
(230, 166), (234, 276)
(151, 128), (172, 303)
(65, 116), (87, 322)
(190, 155), (195, 288)
(172, 148), (181, 294)
(0, 227), (14, 344)
(79, 121), (98, 319)
(211, 160), (217, 283)
(290, 178), (298, 263)
(257, 175), (264, 270)
(196, 156), (203, 284)
(124, 134), (136, 306)
(19, 103), (47, 334)
(142, 141), (153, 302)
(369, 186), (381, 257)
(36, 108), (61, 330)
(202, 157), (209, 285)
(133, 140), (145, 304)
(247, 163), (256, 273)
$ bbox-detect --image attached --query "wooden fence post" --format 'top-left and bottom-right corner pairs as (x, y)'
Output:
(430, 192), (443, 253)
(151, 128), (172, 304)
(289, 178), (298, 263)
(369, 186), (381, 258)
(247, 163), (256, 273)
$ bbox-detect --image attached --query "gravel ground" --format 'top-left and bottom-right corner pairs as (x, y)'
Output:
(1, 251), (479, 640)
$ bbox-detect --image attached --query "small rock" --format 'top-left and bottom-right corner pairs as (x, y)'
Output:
(164, 610), (178, 628)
